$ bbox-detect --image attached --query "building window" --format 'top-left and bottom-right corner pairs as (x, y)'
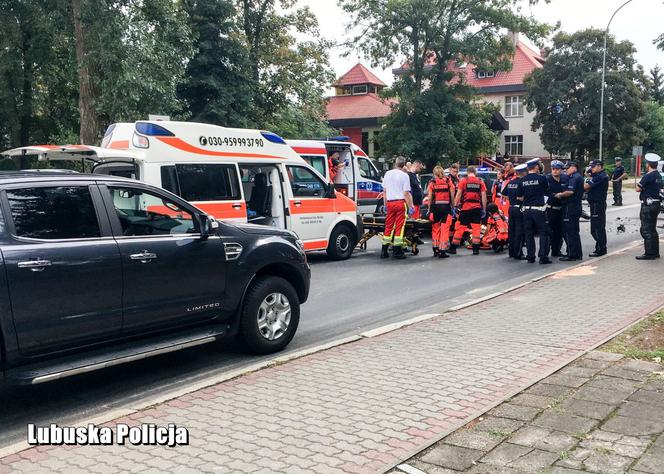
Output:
(505, 96), (524, 117)
(505, 135), (523, 156)
(476, 70), (495, 79)
(352, 85), (368, 95)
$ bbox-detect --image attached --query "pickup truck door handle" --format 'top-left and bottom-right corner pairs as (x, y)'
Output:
(231, 203), (243, 209)
(17, 259), (52, 271)
(294, 201), (302, 206)
(129, 251), (157, 263)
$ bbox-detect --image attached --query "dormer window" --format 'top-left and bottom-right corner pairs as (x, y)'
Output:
(352, 85), (368, 95)
(476, 70), (495, 79)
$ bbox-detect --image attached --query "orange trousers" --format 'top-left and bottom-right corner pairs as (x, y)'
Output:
(432, 219), (451, 250)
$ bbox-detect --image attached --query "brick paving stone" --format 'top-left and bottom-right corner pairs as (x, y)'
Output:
(543, 373), (591, 389)
(525, 382), (574, 399)
(488, 403), (541, 422)
(629, 389), (664, 407)
(618, 400), (664, 421)
(601, 416), (664, 436)
(508, 426), (577, 452)
(632, 434), (664, 473)
(558, 398), (616, 420)
(509, 393), (556, 409)
(472, 417), (524, 435)
(480, 443), (532, 466)
(443, 428), (506, 452)
(420, 444), (484, 471)
(532, 412), (598, 435)
(572, 385), (634, 405)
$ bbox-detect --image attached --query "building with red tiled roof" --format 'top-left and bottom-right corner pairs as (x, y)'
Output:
(325, 64), (394, 158)
(393, 33), (550, 160)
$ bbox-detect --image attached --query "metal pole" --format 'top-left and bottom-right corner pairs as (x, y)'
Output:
(599, 0), (635, 162)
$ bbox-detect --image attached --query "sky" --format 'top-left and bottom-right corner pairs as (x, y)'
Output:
(299, 0), (664, 87)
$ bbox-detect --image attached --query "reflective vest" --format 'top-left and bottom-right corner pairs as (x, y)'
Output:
(430, 177), (452, 205)
(461, 175), (483, 206)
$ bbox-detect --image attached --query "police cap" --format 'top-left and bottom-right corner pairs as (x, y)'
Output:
(526, 158), (540, 168)
(550, 160), (564, 169)
(515, 164), (527, 172)
(565, 161), (579, 170)
(645, 153), (661, 164)
(589, 159), (603, 167)
(614, 157), (622, 163)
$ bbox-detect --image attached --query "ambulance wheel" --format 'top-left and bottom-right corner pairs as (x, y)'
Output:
(327, 225), (354, 260)
(238, 276), (300, 354)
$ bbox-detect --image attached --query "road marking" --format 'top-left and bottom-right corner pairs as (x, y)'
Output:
(397, 464), (429, 474)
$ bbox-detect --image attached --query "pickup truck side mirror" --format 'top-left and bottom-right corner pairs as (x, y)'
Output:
(199, 214), (219, 240)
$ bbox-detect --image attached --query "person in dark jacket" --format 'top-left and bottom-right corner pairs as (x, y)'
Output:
(546, 160), (568, 257)
(406, 160), (425, 219)
(635, 154), (663, 260)
(584, 160), (609, 257)
(611, 157), (627, 206)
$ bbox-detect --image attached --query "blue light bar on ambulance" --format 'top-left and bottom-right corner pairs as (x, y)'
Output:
(327, 136), (350, 142)
(260, 131), (286, 144)
(135, 122), (175, 137)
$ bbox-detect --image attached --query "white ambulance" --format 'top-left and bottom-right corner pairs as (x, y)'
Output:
(286, 139), (384, 214)
(3, 121), (360, 260)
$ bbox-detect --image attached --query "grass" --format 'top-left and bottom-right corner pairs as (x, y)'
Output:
(601, 312), (664, 364)
(487, 429), (508, 438)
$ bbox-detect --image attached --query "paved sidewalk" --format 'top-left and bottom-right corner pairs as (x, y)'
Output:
(2, 244), (664, 474)
(399, 351), (664, 473)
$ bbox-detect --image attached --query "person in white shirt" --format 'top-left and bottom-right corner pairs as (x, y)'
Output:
(381, 157), (414, 259)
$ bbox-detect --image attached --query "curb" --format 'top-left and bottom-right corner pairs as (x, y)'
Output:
(0, 239), (648, 459)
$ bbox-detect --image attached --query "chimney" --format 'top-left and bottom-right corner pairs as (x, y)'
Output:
(508, 31), (520, 47)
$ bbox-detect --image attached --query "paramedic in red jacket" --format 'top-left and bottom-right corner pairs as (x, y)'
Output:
(381, 157), (414, 260)
(450, 166), (487, 255)
(427, 165), (456, 258)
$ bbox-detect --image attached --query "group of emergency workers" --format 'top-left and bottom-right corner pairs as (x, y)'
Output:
(380, 153), (663, 262)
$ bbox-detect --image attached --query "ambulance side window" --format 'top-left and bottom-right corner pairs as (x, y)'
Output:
(302, 156), (326, 176)
(160, 164), (241, 202)
(358, 157), (379, 181)
(286, 165), (325, 198)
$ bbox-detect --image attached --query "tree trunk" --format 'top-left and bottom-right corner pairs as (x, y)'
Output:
(18, 23), (33, 148)
(71, 0), (102, 144)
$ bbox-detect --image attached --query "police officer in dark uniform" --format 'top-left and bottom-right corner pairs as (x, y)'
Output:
(555, 162), (584, 261)
(518, 158), (551, 264)
(506, 164), (527, 259)
(635, 153), (663, 260)
(611, 157), (627, 206)
(584, 160), (609, 257)
(546, 160), (568, 257)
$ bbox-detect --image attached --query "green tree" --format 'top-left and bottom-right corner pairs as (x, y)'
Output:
(650, 65), (664, 105)
(525, 29), (646, 160)
(642, 100), (664, 155)
(178, 0), (253, 127)
(338, 0), (550, 165)
(379, 84), (498, 165)
(71, 0), (192, 144)
(238, 0), (334, 135)
(0, 0), (77, 151)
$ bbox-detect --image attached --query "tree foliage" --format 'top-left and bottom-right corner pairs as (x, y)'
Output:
(524, 29), (646, 160)
(642, 100), (664, 156)
(339, 0), (551, 166)
(650, 66), (664, 106)
(0, 0), (333, 152)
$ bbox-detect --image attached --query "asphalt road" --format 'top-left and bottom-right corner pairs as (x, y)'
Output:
(0, 193), (654, 447)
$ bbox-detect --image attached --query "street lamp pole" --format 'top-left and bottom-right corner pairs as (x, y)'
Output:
(599, 0), (635, 162)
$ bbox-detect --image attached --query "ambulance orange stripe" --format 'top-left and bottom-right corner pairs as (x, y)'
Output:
(292, 146), (326, 155)
(109, 140), (129, 149)
(289, 196), (355, 215)
(157, 137), (286, 160)
(303, 240), (328, 250)
(191, 201), (247, 220)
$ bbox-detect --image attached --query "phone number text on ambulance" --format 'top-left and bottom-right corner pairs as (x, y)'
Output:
(200, 136), (265, 148)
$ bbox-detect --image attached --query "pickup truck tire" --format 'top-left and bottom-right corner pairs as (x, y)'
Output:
(239, 276), (300, 354)
(326, 225), (354, 260)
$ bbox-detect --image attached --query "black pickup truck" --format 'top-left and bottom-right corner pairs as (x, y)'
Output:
(0, 172), (310, 385)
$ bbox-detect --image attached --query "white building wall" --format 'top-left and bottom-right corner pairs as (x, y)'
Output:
(483, 93), (549, 159)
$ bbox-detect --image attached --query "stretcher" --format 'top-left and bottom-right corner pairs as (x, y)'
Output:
(356, 214), (431, 255)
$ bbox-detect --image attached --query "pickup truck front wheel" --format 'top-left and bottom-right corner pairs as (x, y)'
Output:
(239, 276), (300, 354)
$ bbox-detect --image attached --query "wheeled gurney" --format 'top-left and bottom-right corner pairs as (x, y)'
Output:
(356, 214), (431, 255)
